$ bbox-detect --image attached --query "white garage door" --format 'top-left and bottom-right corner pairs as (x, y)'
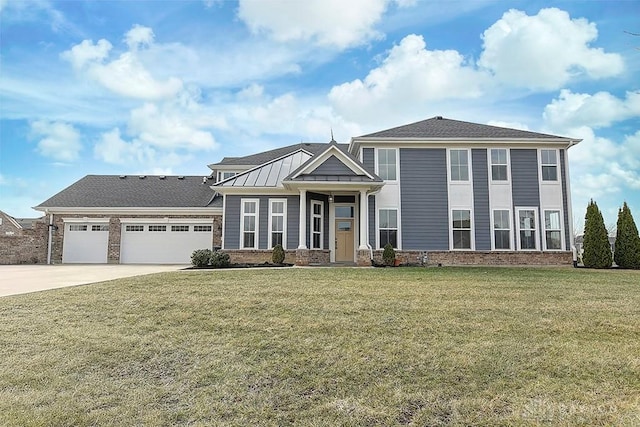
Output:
(120, 223), (213, 264)
(62, 223), (109, 263)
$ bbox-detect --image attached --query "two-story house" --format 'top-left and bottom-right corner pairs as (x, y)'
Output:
(35, 116), (579, 265)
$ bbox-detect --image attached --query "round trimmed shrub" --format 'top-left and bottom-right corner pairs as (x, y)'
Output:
(382, 243), (396, 266)
(191, 249), (213, 267)
(272, 244), (285, 264)
(210, 251), (231, 268)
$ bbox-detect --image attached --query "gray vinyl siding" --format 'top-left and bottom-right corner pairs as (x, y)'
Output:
(399, 148), (449, 250)
(511, 149), (541, 249)
(368, 195), (376, 246)
(223, 195), (241, 250)
(472, 149), (491, 250)
(309, 155), (356, 176)
(560, 149), (570, 249)
(511, 149), (540, 207)
(362, 148), (375, 175)
(223, 195), (299, 250)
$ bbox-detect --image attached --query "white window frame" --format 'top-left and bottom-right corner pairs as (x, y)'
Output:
(311, 200), (323, 250)
(449, 149), (470, 182)
(217, 171), (238, 182)
(378, 208), (398, 249)
(69, 224), (88, 231)
(240, 199), (259, 249)
(451, 209), (473, 250)
(540, 149), (558, 182)
(193, 225), (212, 232)
(543, 209), (563, 251)
(148, 225), (167, 232)
(91, 224), (109, 232)
(490, 148), (509, 182)
(516, 207), (539, 251)
(125, 225), (144, 232)
(492, 209), (511, 250)
(376, 148), (397, 181)
(171, 225), (190, 232)
(268, 199), (287, 249)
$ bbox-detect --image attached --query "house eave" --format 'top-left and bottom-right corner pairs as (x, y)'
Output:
(349, 137), (580, 153)
(33, 206), (223, 215)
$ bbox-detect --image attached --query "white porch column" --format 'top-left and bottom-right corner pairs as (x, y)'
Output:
(298, 189), (308, 249)
(359, 189), (368, 250)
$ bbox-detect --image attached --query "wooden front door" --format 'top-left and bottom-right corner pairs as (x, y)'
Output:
(335, 219), (354, 262)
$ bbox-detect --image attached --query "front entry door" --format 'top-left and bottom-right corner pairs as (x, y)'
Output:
(335, 219), (354, 262)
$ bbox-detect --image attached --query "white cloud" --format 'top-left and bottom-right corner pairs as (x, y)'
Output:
(479, 8), (624, 90)
(487, 121), (530, 131)
(328, 34), (488, 124)
(128, 102), (217, 150)
(30, 120), (82, 162)
(61, 26), (183, 100)
(60, 39), (112, 69)
(543, 90), (640, 130)
(238, 0), (411, 49)
(124, 24), (154, 50)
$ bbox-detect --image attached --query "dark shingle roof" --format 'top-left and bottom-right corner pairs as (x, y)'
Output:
(37, 175), (220, 208)
(359, 117), (571, 140)
(210, 143), (349, 166)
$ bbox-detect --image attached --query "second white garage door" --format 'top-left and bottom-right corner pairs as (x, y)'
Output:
(120, 222), (213, 264)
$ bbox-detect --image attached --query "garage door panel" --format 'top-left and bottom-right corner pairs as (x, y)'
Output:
(62, 224), (109, 263)
(120, 224), (212, 264)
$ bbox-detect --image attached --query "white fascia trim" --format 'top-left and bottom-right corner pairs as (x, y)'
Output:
(350, 138), (581, 154)
(290, 145), (376, 180)
(4, 215), (22, 229)
(36, 207), (222, 215)
(62, 217), (110, 223)
(213, 186), (299, 195)
(282, 182), (384, 192)
(119, 218), (215, 224)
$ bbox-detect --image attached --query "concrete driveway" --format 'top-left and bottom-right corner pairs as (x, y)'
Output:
(0, 264), (187, 297)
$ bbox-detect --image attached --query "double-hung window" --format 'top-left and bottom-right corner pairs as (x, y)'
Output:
(379, 209), (398, 249)
(241, 199), (259, 249)
(450, 149), (469, 181)
(490, 149), (508, 181)
(452, 210), (471, 249)
(269, 199), (286, 248)
(518, 209), (537, 250)
(493, 210), (511, 250)
(311, 201), (323, 249)
(377, 149), (397, 180)
(541, 150), (558, 181)
(544, 210), (562, 250)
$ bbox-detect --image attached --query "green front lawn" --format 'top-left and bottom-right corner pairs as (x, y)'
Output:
(1, 267), (639, 426)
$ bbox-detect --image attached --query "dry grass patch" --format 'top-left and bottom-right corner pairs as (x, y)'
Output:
(1, 267), (639, 426)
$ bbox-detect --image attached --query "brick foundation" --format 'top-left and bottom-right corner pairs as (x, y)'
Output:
(368, 250), (573, 266)
(225, 249), (297, 265)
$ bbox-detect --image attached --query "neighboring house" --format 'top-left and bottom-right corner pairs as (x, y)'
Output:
(574, 234), (617, 261)
(0, 210), (48, 264)
(32, 116), (580, 265)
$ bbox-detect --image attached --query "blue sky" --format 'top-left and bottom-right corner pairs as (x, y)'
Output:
(1, 0), (639, 232)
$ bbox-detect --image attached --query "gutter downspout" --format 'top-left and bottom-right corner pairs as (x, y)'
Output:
(46, 210), (53, 265)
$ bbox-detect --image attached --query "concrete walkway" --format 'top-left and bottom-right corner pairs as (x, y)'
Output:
(0, 264), (187, 297)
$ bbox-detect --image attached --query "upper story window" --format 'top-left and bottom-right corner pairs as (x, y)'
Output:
(490, 149), (508, 181)
(541, 150), (558, 181)
(241, 199), (259, 249)
(217, 171), (237, 182)
(450, 149), (469, 181)
(377, 148), (397, 181)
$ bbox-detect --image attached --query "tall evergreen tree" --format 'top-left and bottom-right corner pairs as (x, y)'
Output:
(614, 202), (640, 269)
(582, 199), (612, 269)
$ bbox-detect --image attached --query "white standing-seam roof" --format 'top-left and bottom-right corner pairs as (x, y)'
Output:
(214, 149), (313, 188)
